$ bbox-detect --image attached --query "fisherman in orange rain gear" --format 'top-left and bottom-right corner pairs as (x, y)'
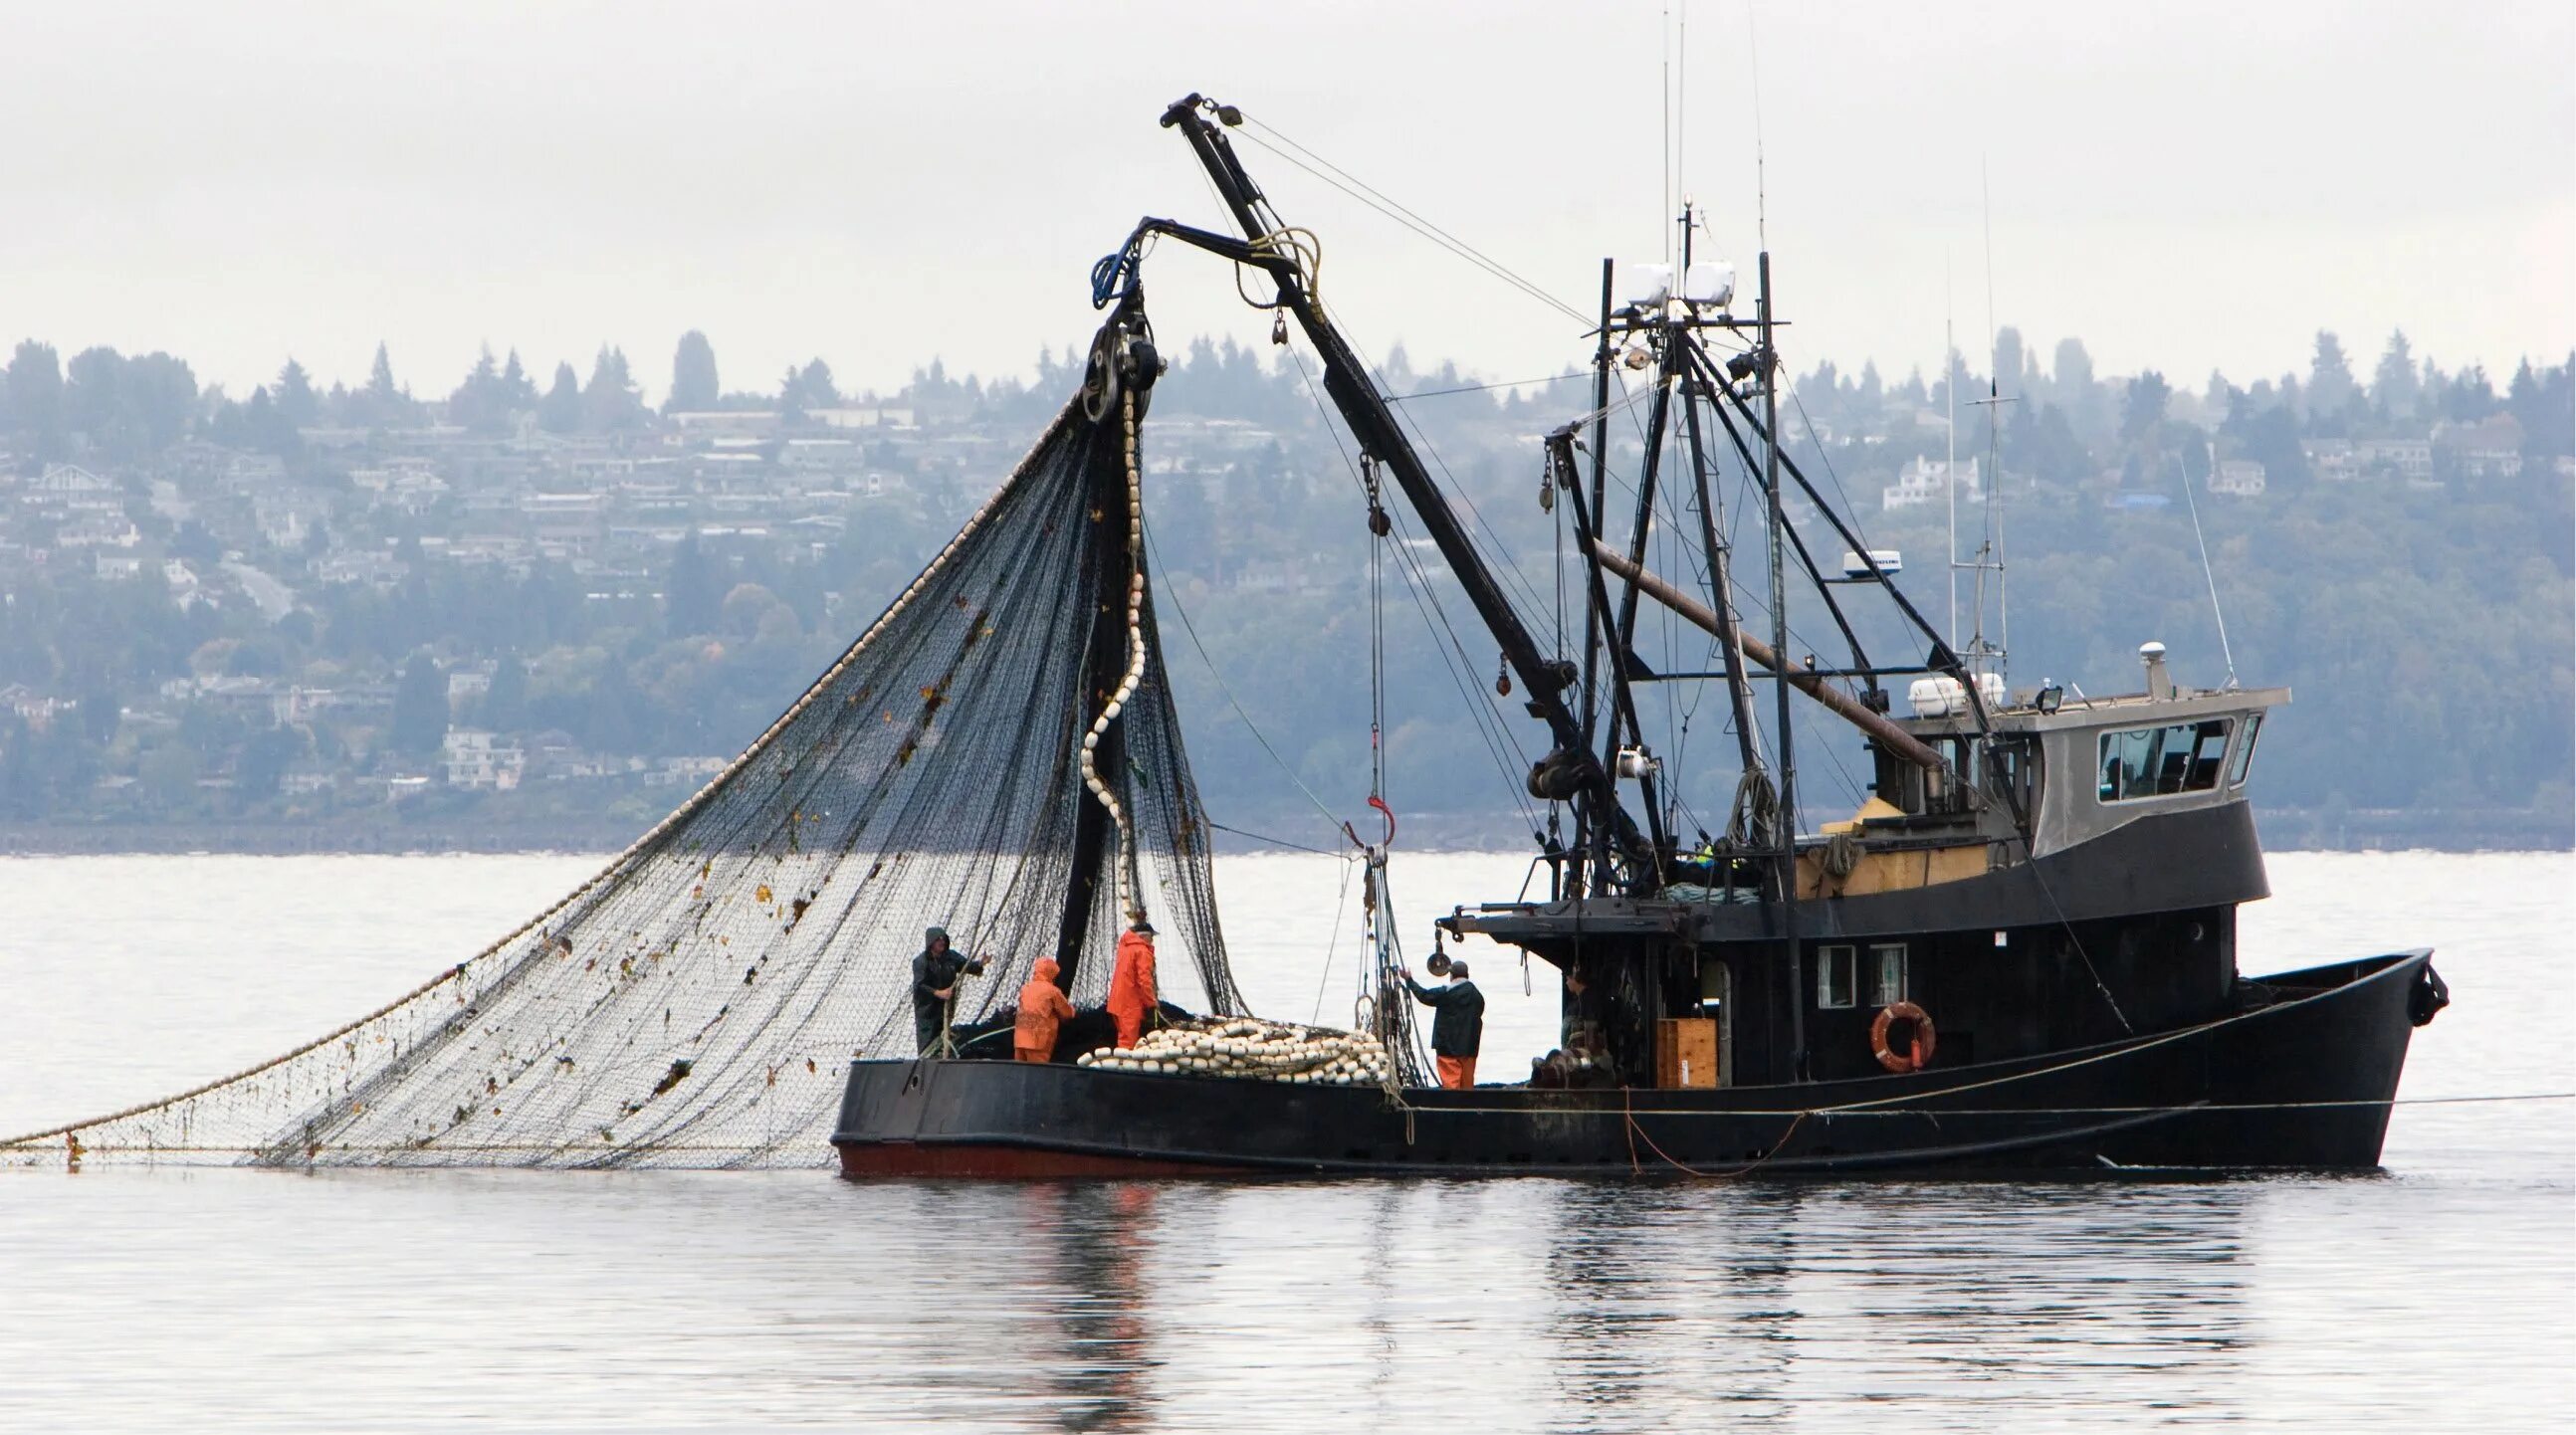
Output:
(1014, 956), (1078, 1063)
(1107, 920), (1159, 1049)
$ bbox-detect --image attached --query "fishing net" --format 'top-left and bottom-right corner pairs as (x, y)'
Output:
(4, 375), (1243, 1169)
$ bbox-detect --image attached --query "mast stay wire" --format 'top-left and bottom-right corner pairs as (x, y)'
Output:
(1364, 357), (1559, 632)
(1309, 857), (1358, 1024)
(1232, 119), (1592, 327)
(1185, 150), (1569, 741)
(1229, 114), (1618, 644)
(1219, 109), (1866, 834)
(1785, 386), (1876, 554)
(1279, 340), (1544, 830)
(1204, 142), (1563, 644)
(1378, 496), (1546, 826)
(1387, 372), (1592, 404)
(1593, 472), (1872, 835)
(1142, 520), (1353, 845)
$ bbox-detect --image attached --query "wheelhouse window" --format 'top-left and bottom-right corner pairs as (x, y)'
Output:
(1817, 945), (1854, 1008)
(1984, 736), (2037, 813)
(2097, 718), (2234, 802)
(2228, 713), (2263, 786)
(1868, 943), (1909, 1007)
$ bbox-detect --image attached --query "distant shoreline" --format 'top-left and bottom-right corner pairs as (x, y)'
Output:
(1, 806), (2564, 857)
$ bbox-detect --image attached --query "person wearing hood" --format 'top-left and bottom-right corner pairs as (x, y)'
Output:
(911, 925), (983, 1057)
(1013, 956), (1078, 1063)
(1107, 920), (1158, 1049)
(1403, 958), (1485, 1089)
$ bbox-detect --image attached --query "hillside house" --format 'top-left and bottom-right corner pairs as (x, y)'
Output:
(1881, 456), (1981, 512)
(2209, 460), (2267, 497)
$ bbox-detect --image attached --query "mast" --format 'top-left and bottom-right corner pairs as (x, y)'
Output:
(1671, 204), (1763, 798)
(1605, 336), (1678, 869)
(1579, 259), (1615, 893)
(1758, 250), (1806, 1080)
(1053, 308), (1154, 980)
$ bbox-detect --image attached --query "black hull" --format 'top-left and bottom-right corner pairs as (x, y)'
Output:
(834, 950), (2434, 1179)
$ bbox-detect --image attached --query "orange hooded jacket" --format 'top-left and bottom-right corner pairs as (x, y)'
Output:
(1014, 957), (1077, 1060)
(1107, 929), (1157, 1041)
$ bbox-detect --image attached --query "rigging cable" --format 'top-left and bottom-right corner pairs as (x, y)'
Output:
(1232, 118), (1591, 326)
(1279, 341), (1541, 827)
(1141, 521), (1350, 845)
(1371, 362), (1558, 637)
(1200, 161), (1560, 639)
(1388, 372), (1592, 404)
(1308, 857), (1358, 1025)
(1205, 820), (1350, 859)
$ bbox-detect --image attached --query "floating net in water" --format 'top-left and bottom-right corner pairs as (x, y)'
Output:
(4, 381), (1241, 1168)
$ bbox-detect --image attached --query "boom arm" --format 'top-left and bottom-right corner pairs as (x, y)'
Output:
(1145, 95), (1652, 874)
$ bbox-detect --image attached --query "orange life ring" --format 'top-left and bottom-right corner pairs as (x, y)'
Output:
(1870, 1001), (1936, 1074)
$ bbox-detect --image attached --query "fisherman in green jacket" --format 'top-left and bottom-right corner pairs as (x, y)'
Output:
(1402, 959), (1485, 1089)
(912, 925), (983, 1056)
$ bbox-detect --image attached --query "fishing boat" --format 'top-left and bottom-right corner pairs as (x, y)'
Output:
(1, 94), (2446, 1179)
(831, 95), (2449, 1178)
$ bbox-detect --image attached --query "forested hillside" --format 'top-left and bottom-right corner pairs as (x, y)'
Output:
(0, 326), (2566, 849)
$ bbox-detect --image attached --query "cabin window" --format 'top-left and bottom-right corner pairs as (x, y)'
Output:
(2228, 714), (2263, 786)
(2097, 718), (2233, 802)
(1817, 945), (1854, 1008)
(1984, 737), (2037, 813)
(1868, 943), (1909, 1006)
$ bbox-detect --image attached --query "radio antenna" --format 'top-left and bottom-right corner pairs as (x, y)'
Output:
(2185, 444), (2241, 688)
(1980, 158), (2009, 676)
(1945, 254), (1959, 652)
(1747, 1), (1768, 248)
(1661, 3), (1673, 269)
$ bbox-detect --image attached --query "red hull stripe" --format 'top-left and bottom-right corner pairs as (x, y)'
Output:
(837, 1141), (1258, 1179)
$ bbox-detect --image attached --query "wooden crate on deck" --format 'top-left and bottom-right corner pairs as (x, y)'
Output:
(1656, 1017), (1718, 1090)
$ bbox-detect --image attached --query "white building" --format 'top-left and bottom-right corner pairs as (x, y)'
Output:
(441, 728), (526, 791)
(2304, 439), (2358, 482)
(32, 463), (115, 499)
(2209, 459), (2267, 497)
(2352, 437), (2434, 482)
(1881, 456), (1981, 512)
(58, 516), (141, 549)
(446, 662), (497, 705)
(2436, 416), (2526, 479)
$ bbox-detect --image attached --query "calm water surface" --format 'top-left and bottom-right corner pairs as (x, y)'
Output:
(2, 850), (2569, 1432)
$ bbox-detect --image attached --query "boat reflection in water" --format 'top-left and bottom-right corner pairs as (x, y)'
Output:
(847, 1177), (2265, 1428)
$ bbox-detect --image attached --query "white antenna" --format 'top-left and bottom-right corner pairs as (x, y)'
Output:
(1677, 0), (1687, 224)
(1661, 3), (1673, 271)
(1980, 158), (2009, 677)
(1953, 160), (2014, 680)
(1746, 1), (1767, 249)
(2185, 444), (2241, 688)
(1944, 256), (1958, 652)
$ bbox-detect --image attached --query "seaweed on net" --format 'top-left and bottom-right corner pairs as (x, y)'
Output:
(6, 386), (1241, 1169)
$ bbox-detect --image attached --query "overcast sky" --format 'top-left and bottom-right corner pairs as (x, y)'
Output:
(3, 1), (2568, 405)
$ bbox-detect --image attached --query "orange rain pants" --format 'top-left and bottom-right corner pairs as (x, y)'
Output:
(1436, 1055), (1477, 1090)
